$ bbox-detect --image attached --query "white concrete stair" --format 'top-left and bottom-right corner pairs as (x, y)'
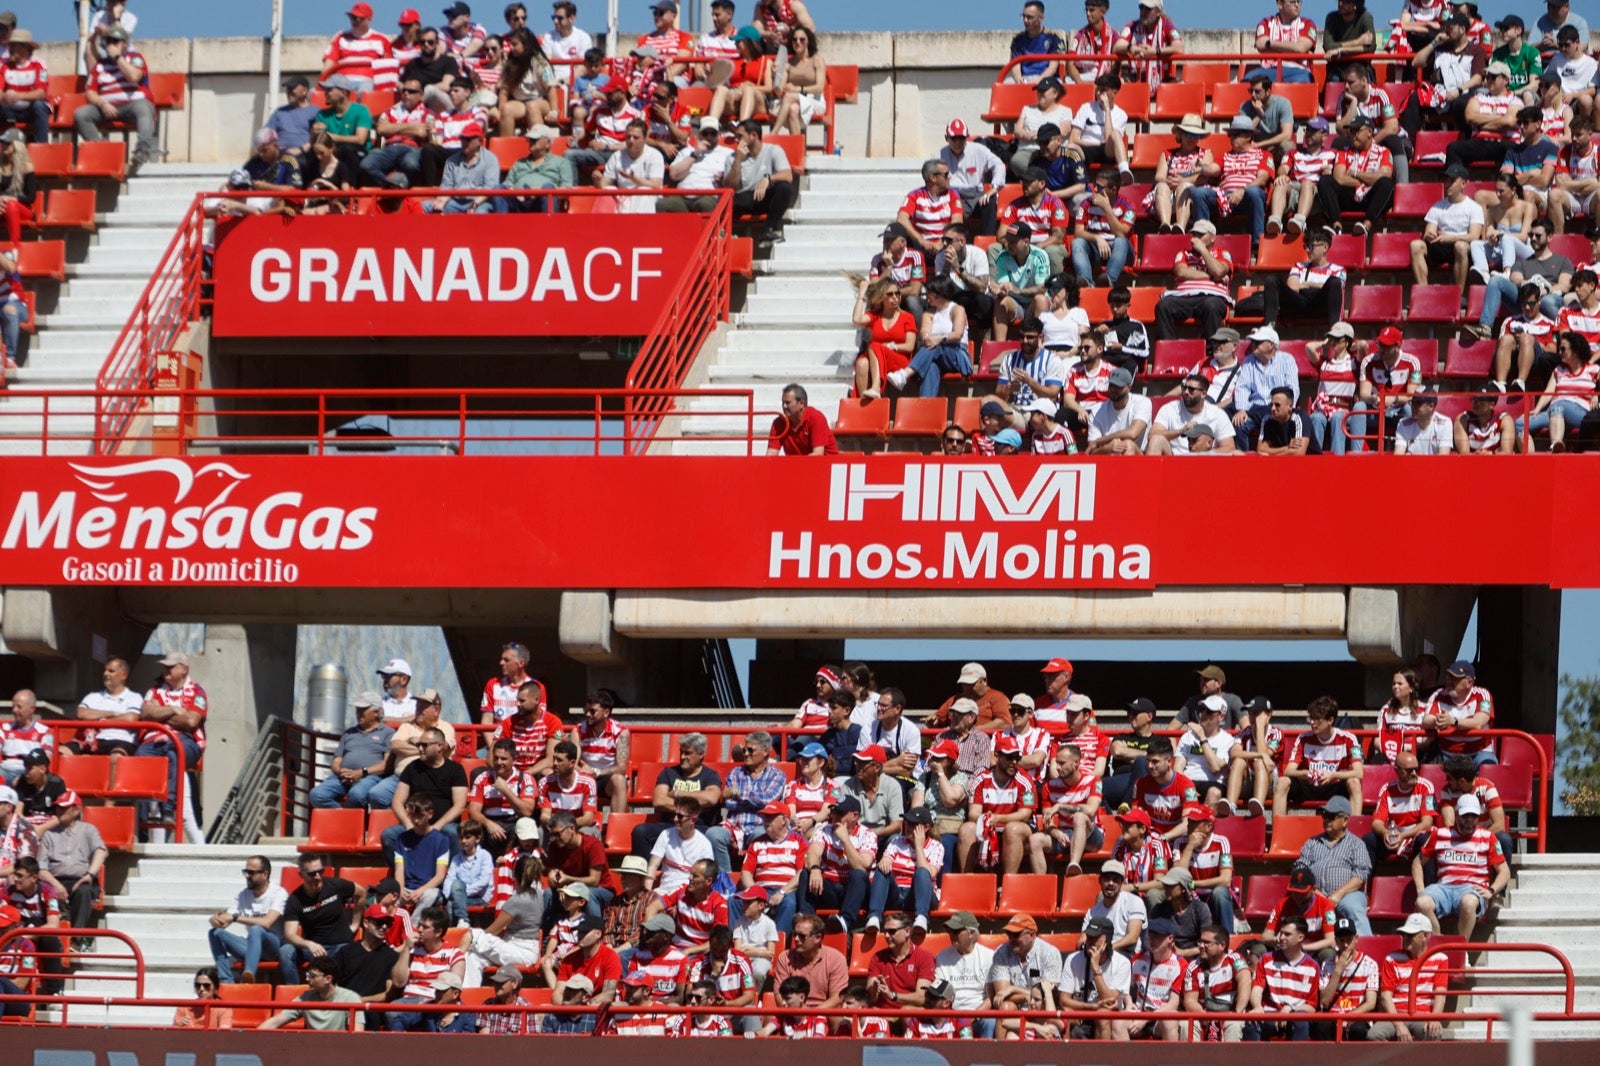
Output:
(4, 162), (231, 456)
(75, 842), (303, 1027)
(670, 156), (925, 455)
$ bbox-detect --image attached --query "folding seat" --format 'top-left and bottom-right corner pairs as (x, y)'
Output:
(1346, 284), (1404, 324)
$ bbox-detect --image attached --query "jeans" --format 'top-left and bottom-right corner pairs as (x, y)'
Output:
(359, 143), (423, 186)
(424, 197), (504, 214)
(1070, 235), (1132, 285)
(309, 772), (388, 809)
(134, 732), (203, 819)
(867, 868), (936, 923)
(1517, 399), (1588, 439)
(380, 820), (460, 865)
(450, 881), (490, 926)
(1335, 891), (1372, 936)
(1244, 1018), (1311, 1040)
(939, 833), (960, 875)
(1479, 274), (1519, 327)
(1233, 403), (1272, 451)
(1188, 184), (1267, 241)
(1243, 66), (1314, 84)
(387, 995), (476, 1032)
(208, 925), (299, 982)
(0, 976), (26, 1017)
(700, 826), (738, 874)
(1200, 886), (1236, 933)
(957, 184), (999, 237)
(1471, 233), (1532, 277)
(74, 99), (157, 159)
(1, 297), (28, 365)
(905, 342), (973, 397)
(1103, 759), (1148, 809)
(799, 870), (870, 932)
(1307, 403), (1365, 455)
(0, 100), (49, 144)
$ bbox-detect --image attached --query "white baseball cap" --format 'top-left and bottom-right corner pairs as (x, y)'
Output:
(377, 658), (413, 676)
(1398, 913), (1433, 935)
(0, 786), (17, 805)
(1455, 794), (1483, 816)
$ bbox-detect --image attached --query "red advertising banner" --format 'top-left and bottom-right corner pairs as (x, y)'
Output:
(210, 213), (711, 337)
(0, 454), (1587, 590)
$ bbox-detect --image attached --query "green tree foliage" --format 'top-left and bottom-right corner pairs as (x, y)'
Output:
(1558, 673), (1600, 816)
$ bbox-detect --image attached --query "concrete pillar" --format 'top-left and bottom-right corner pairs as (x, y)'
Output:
(1475, 587), (1561, 735)
(160, 623), (297, 819)
(0, 588), (154, 702)
(1348, 585), (1479, 706)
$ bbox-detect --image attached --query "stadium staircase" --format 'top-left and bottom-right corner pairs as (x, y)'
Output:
(78, 842), (303, 1027)
(2, 162), (230, 456)
(673, 155), (922, 454)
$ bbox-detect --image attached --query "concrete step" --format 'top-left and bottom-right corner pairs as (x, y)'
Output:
(766, 244), (873, 271)
(27, 330), (119, 358)
(804, 156), (924, 174)
(706, 363), (850, 385)
(722, 327), (858, 354)
(715, 346), (851, 369)
(742, 291), (856, 316)
(37, 312), (132, 332)
(686, 382), (848, 413)
(734, 305), (860, 328)
(668, 437), (761, 455)
(92, 226), (182, 250)
(66, 248), (162, 273)
(99, 210), (194, 229)
(791, 203), (910, 225)
(1513, 853), (1600, 871)
(805, 172), (926, 195)
(754, 275), (865, 298)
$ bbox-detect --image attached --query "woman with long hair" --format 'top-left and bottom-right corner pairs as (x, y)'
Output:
(173, 967), (232, 1029)
(463, 852), (546, 986)
(0, 132), (38, 246)
(851, 276), (916, 399)
(772, 25), (827, 136)
(299, 133), (353, 214)
(1374, 668), (1428, 764)
(710, 28), (773, 125)
(785, 743), (837, 838)
(1517, 331), (1597, 452)
(889, 275), (972, 397)
(498, 27), (559, 135)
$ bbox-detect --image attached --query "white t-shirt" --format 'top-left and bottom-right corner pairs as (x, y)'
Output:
(1087, 393), (1153, 449)
(382, 694), (417, 723)
(541, 27), (594, 62)
(1175, 730), (1237, 785)
(1154, 399), (1233, 454)
(1071, 102), (1128, 148)
(1018, 103), (1073, 141)
(848, 695), (879, 731)
(78, 688), (146, 746)
(731, 912), (778, 956)
(678, 144), (733, 191)
(1395, 410), (1453, 454)
(1424, 196), (1485, 237)
(229, 885), (289, 921)
(1064, 947), (1133, 1003)
(1544, 52), (1598, 96)
(649, 827), (715, 894)
(604, 146), (666, 190)
(937, 245), (991, 291)
(1041, 306), (1091, 350)
(934, 942), (996, 1011)
(1086, 890), (1148, 948)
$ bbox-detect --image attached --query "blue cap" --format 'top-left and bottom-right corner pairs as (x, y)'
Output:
(832, 795), (862, 816)
(1147, 918), (1178, 938)
(993, 428), (1023, 448)
(797, 742), (828, 759)
(1446, 659), (1476, 679)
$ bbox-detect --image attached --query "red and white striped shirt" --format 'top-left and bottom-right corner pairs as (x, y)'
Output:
(969, 769), (1038, 819)
(816, 823), (878, 883)
(0, 720), (53, 762)
(1003, 727), (1054, 764)
(0, 57), (47, 94)
(1255, 949), (1320, 1009)
(1420, 825), (1504, 890)
(1440, 776), (1503, 816)
(687, 1013), (733, 1035)
(1542, 106), (1568, 144)
(1557, 142), (1598, 183)
(900, 187), (963, 244)
(784, 777), (837, 823)
(1320, 950), (1379, 1012)
(1470, 92), (1518, 141)
(434, 106), (487, 149)
(1374, 778), (1437, 830)
(1169, 249), (1234, 301)
(402, 945), (464, 997)
(1064, 359), (1112, 413)
(1185, 833), (1233, 882)
(1559, 303), (1600, 349)
(480, 674), (531, 723)
(905, 1016), (968, 1038)
(871, 248), (926, 288)
(1360, 350), (1423, 397)
(1132, 772), (1198, 834)
(609, 1012), (687, 1036)
(444, 21), (489, 61)
(496, 710), (565, 773)
(469, 768), (537, 820)
(1312, 350), (1359, 413)
(1550, 362), (1599, 410)
(687, 949), (756, 1001)
(742, 830), (808, 890)
(539, 769), (600, 816)
(1112, 835), (1172, 884)
(1289, 259), (1346, 291)
(1185, 950), (1248, 1008)
(491, 846), (544, 906)
(1218, 148), (1271, 195)
(88, 50), (150, 105)
(628, 945), (690, 1001)
(855, 1015), (893, 1038)
(145, 680), (209, 751)
(323, 30), (393, 82)
(1001, 193), (1068, 244)
(1423, 685), (1494, 756)
(1074, 196), (1135, 236)
(377, 102), (433, 147)
(1285, 146), (1337, 183)
(662, 887), (730, 948)
(586, 100), (645, 149)
(1462, 412), (1505, 453)
(1130, 951), (1188, 1011)
(1381, 950), (1447, 1013)
(779, 1014), (830, 1038)
(576, 717), (625, 771)
(636, 28), (694, 56)
(1376, 704), (1428, 763)
(1285, 728), (1362, 776)
(1255, 15), (1318, 74)
(1042, 772), (1100, 828)
(878, 834), (945, 888)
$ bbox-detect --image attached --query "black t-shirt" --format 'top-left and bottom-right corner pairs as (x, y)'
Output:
(654, 764), (723, 827)
(1110, 733), (1154, 772)
(400, 758), (469, 818)
(285, 877), (356, 946)
(17, 773), (65, 820)
(1261, 412), (1320, 453)
(401, 53), (461, 88)
(333, 938), (399, 998)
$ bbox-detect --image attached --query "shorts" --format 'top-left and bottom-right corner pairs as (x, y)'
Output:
(1043, 824), (1104, 856)
(1561, 189), (1596, 217)
(1424, 242), (1460, 269)
(97, 739), (138, 756)
(1423, 881), (1486, 917)
(1522, 185), (1550, 208)
(1286, 777), (1343, 805)
(1080, 143), (1119, 168)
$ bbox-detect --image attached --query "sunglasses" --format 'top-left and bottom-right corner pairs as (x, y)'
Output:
(194, 981), (215, 990)
(943, 436), (967, 444)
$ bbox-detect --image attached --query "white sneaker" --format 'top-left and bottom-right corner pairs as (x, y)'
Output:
(1215, 798), (1234, 819)
(886, 368), (911, 391)
(1246, 798), (1265, 819)
(913, 914), (929, 932)
(865, 915), (882, 930)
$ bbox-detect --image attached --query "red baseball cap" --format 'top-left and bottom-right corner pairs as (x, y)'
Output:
(362, 904), (394, 922)
(602, 75), (631, 94)
(760, 802), (789, 817)
(1041, 657), (1074, 674)
(853, 744), (888, 765)
(927, 739), (962, 761)
(1114, 808), (1152, 827)
(1378, 325), (1403, 346)
(1184, 802), (1214, 823)
(0, 905), (22, 929)
(460, 121), (485, 138)
(347, 2), (375, 18)
(399, 8), (422, 22)
(945, 118), (970, 138)
(54, 789), (81, 808)
(993, 733), (1022, 756)
(737, 885), (770, 903)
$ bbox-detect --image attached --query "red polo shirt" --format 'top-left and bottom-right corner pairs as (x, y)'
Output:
(866, 945), (935, 1007)
(769, 405), (839, 455)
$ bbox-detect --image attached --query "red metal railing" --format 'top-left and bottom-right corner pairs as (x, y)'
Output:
(45, 720), (193, 844)
(4, 386), (760, 457)
(992, 50), (1407, 85)
(92, 188), (735, 455)
(1336, 390), (1539, 455)
(0, 927), (146, 1026)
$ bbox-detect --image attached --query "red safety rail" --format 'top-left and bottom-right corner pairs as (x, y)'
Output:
(93, 188), (735, 455)
(991, 51), (1405, 87)
(0, 927), (145, 1025)
(45, 720), (193, 844)
(1337, 391), (1538, 455)
(1, 386), (759, 457)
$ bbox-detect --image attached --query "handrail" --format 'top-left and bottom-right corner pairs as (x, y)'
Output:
(0, 926), (146, 1025)
(1336, 391), (1538, 455)
(45, 720), (191, 844)
(208, 714), (284, 845)
(992, 50), (1407, 85)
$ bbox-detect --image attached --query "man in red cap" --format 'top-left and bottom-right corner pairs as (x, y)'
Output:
(958, 733), (1039, 875)
(839, 746), (904, 842)
(940, 119), (1007, 236)
(1352, 324), (1423, 445)
(1110, 809), (1171, 900)
(321, 3), (394, 93)
(1031, 743), (1103, 876)
(1035, 657), (1085, 735)
(1265, 862), (1339, 955)
(740, 803), (805, 932)
(565, 77), (643, 179)
(1131, 736), (1199, 844)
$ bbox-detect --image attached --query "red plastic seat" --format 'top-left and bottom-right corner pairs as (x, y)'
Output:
(487, 135), (529, 172)
(1214, 234), (1251, 272)
(931, 873), (996, 917)
(27, 142), (72, 178)
(1058, 874), (1100, 917)
(1130, 133), (1169, 171)
(1279, 83), (1318, 120)
(995, 873), (1058, 918)
(1368, 876), (1418, 920)
(952, 396), (982, 433)
(81, 804), (136, 850)
(16, 240), (66, 281)
(1548, 234), (1589, 264)
(1206, 82), (1251, 121)
(982, 82), (1038, 126)
(34, 188), (96, 231)
(630, 761), (668, 804)
(1277, 340), (1312, 376)
(1367, 233), (1416, 271)
(1327, 234), (1365, 269)
(766, 133), (806, 175)
(1403, 338), (1440, 375)
(301, 808), (364, 852)
(1482, 763), (1533, 810)
(889, 397), (949, 440)
(56, 752), (112, 796)
(215, 984), (274, 1028)
(106, 756), (168, 800)
(147, 72), (188, 110)
(71, 140), (127, 181)
(604, 811), (648, 856)
(1347, 284), (1404, 324)
(835, 398), (890, 447)
(362, 809), (399, 850)
(1408, 284), (1463, 324)
(1244, 874), (1290, 919)
(1444, 339), (1496, 378)
(1362, 763), (1397, 809)
(1253, 236), (1305, 272)
(1138, 233), (1188, 272)
(1412, 130), (1458, 167)
(1266, 813), (1322, 859)
(1150, 338), (1203, 379)
(1212, 813), (1266, 860)
(1151, 82), (1206, 122)
(1393, 183), (1444, 219)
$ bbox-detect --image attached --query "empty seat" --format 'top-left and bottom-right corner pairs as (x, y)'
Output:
(1151, 82), (1206, 122)
(27, 142), (72, 178)
(1408, 284), (1464, 324)
(1482, 763), (1533, 810)
(1253, 236), (1306, 272)
(1328, 234), (1366, 269)
(604, 811), (648, 856)
(105, 756), (169, 800)
(1212, 815), (1266, 861)
(363, 809), (399, 850)
(1393, 183), (1444, 219)
(1412, 130), (1457, 166)
(1548, 234), (1589, 264)
(1444, 338), (1496, 378)
(995, 873), (1057, 917)
(834, 398), (890, 448)
(952, 396), (982, 433)
(1367, 233), (1416, 271)
(931, 873), (996, 917)
(56, 753), (112, 796)
(1244, 874), (1290, 919)
(1138, 233), (1189, 272)
(982, 82), (1037, 125)
(1206, 82), (1251, 121)
(71, 140), (127, 181)
(215, 984), (274, 1028)
(1150, 338), (1203, 379)
(1279, 83), (1319, 119)
(301, 808), (364, 852)
(34, 188), (96, 231)
(16, 240), (66, 281)
(1347, 285), (1404, 324)
(630, 761), (667, 803)
(487, 136), (529, 172)
(147, 72), (188, 109)
(888, 397), (949, 440)
(1058, 874), (1100, 917)
(82, 804), (136, 851)
(1266, 813), (1322, 859)
(1130, 133), (1169, 171)
(1368, 876), (1418, 920)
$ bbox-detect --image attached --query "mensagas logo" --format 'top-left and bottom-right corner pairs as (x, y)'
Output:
(828, 463), (1096, 523)
(2, 459), (376, 552)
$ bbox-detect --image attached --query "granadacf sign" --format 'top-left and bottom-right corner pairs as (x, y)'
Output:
(13, 1027), (1562, 1066)
(210, 213), (710, 337)
(0, 455), (1587, 590)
